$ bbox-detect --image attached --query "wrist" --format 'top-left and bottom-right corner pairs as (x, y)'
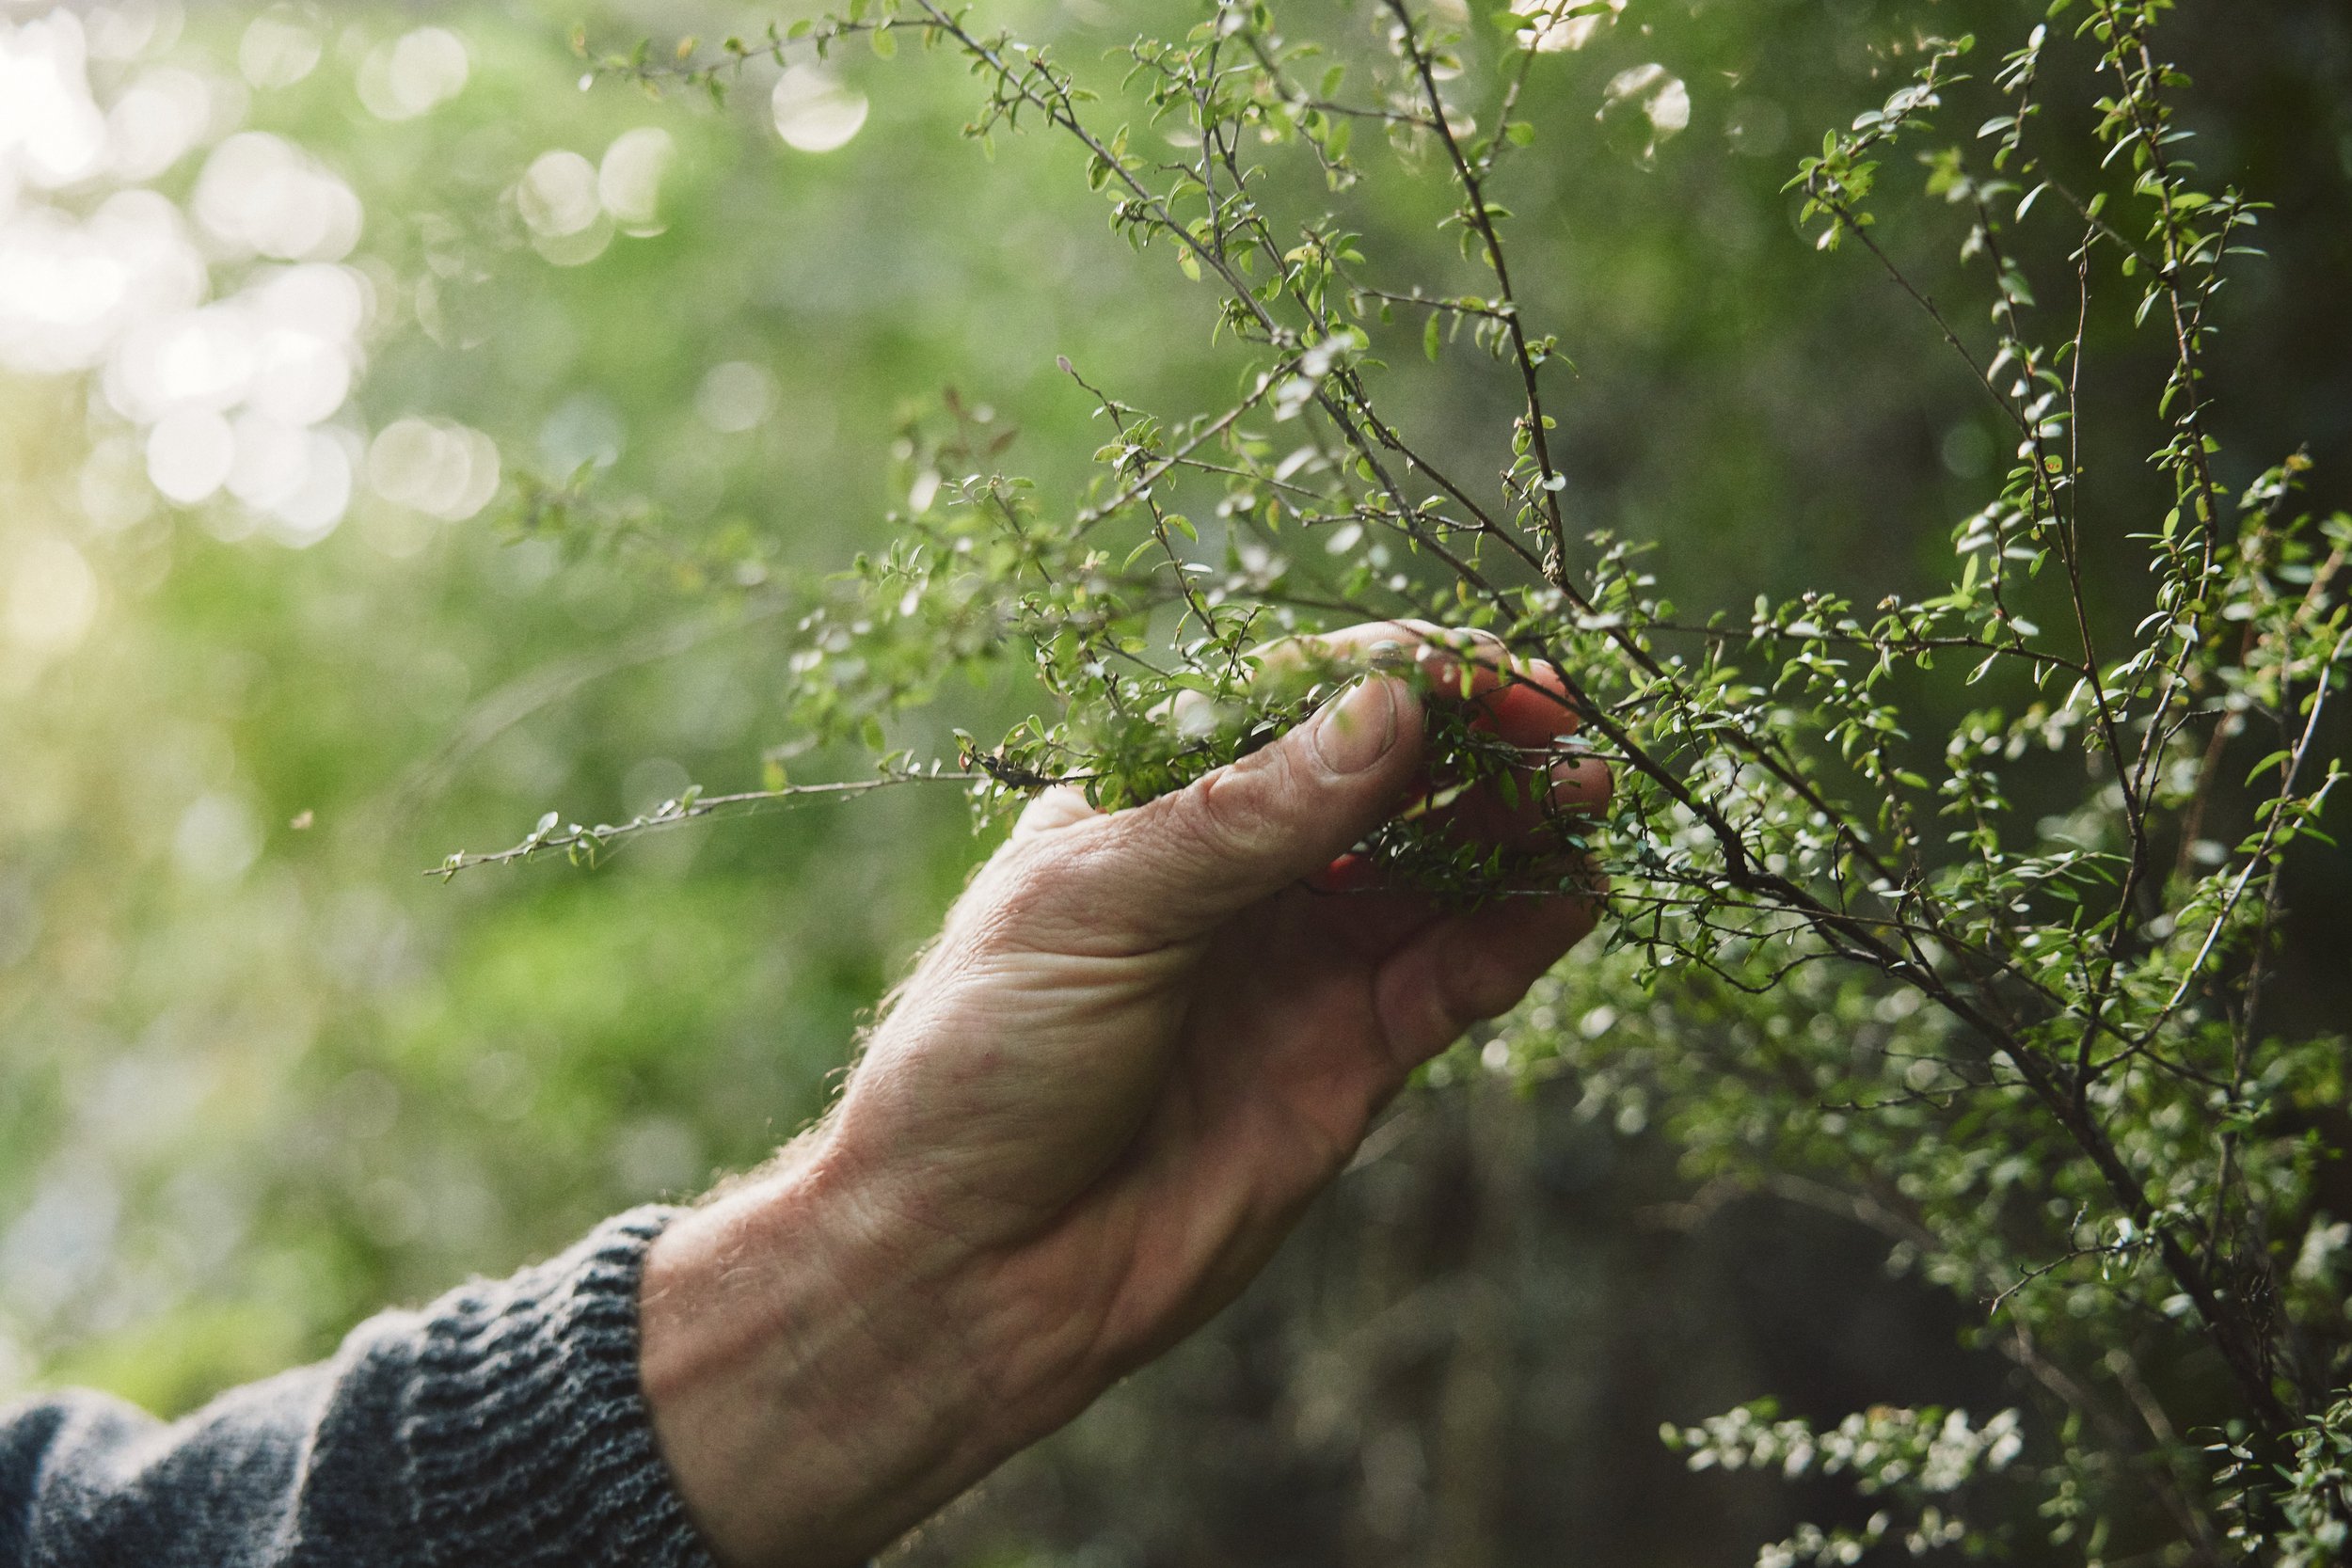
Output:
(637, 1131), (1083, 1567)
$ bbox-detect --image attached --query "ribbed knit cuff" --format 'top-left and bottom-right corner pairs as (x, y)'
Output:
(399, 1206), (717, 1567)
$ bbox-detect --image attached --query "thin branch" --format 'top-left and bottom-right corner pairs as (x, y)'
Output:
(429, 769), (994, 877)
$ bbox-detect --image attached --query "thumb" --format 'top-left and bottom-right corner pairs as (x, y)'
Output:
(1006, 676), (1423, 951)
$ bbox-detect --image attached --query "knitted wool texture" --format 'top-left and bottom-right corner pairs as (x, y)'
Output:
(0, 1206), (718, 1568)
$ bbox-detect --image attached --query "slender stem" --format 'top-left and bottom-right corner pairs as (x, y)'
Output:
(431, 770), (995, 876)
(1379, 0), (1572, 583)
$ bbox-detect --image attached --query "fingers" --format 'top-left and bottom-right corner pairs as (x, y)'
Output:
(985, 674), (1428, 953)
(1272, 620), (1590, 850)
(1350, 621), (1577, 728)
(1549, 753), (1612, 812)
(1345, 627), (1597, 867)
(980, 621), (1604, 951)
(1184, 621), (1582, 765)
(1374, 882), (1605, 1072)
(1246, 621), (1560, 711)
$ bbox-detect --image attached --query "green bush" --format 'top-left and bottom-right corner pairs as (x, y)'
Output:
(6, 0), (2349, 1560)
(542, 0), (2352, 1555)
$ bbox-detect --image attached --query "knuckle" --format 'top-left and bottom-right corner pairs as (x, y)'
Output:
(957, 839), (1067, 942)
(1187, 746), (1296, 856)
(962, 824), (1152, 955)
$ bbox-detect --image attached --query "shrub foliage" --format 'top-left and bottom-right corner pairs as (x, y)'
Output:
(485, 0), (2352, 1557)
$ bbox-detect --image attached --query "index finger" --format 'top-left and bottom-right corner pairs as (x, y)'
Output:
(1257, 620), (1581, 735)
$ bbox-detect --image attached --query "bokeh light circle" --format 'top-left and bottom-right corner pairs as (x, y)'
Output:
(771, 67), (868, 154)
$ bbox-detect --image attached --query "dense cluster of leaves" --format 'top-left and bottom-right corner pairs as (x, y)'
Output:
(1666, 1400), (2026, 1562)
(511, 0), (2352, 1558)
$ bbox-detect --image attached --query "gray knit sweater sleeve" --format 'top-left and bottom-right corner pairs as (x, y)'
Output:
(0, 1206), (718, 1568)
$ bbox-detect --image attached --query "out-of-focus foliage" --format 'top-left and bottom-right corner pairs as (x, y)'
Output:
(4, 0), (2349, 1563)
(0, 0), (1123, 1412)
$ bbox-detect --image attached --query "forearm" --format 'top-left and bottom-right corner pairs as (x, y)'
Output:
(636, 1132), (1108, 1568)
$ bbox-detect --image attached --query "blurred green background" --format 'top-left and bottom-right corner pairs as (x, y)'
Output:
(1, 0), (2345, 1562)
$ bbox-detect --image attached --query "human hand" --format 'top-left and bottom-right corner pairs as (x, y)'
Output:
(640, 622), (1610, 1567)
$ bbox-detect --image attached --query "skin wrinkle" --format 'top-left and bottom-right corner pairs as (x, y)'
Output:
(682, 1180), (990, 1528)
(839, 1095), (1051, 1238)
(637, 620), (1609, 1568)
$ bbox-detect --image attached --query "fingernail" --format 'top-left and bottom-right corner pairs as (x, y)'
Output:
(1312, 677), (1401, 775)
